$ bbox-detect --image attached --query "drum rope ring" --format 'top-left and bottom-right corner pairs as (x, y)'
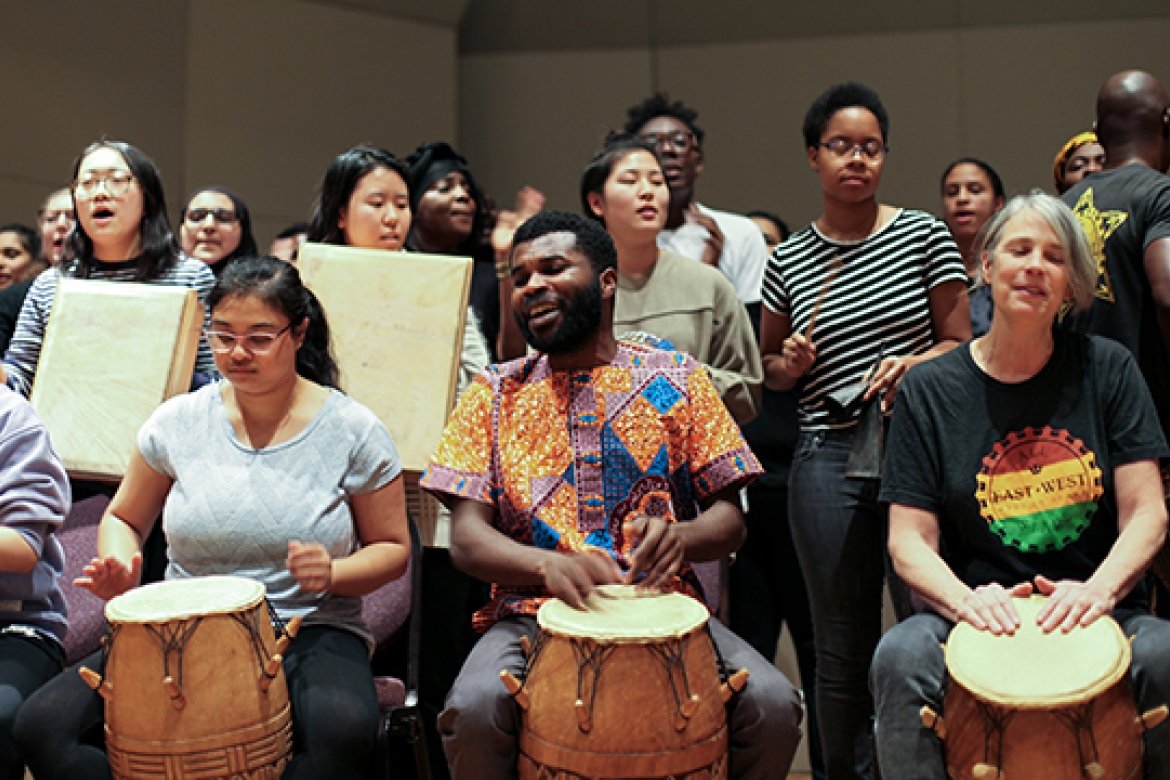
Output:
(144, 618), (203, 710)
(570, 638), (616, 733)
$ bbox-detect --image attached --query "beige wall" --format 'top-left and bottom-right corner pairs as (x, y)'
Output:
(461, 16), (1170, 229)
(2, 5), (1168, 249)
(0, 0), (456, 247)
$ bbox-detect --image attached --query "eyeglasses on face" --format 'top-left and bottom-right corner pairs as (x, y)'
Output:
(73, 172), (135, 199)
(638, 131), (697, 153)
(205, 324), (291, 354)
(818, 138), (888, 160)
(186, 208), (238, 225)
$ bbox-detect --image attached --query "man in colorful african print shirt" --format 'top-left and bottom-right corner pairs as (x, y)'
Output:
(421, 211), (801, 780)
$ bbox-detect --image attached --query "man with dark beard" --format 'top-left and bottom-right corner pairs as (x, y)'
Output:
(421, 210), (802, 780)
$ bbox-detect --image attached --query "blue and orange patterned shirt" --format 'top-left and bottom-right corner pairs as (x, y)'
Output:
(421, 342), (762, 631)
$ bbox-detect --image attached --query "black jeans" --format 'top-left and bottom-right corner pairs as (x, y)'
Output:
(0, 630), (63, 780)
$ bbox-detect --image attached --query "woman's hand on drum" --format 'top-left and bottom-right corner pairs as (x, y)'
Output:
(623, 516), (685, 590)
(780, 333), (816, 379)
(287, 540), (333, 594)
(75, 553), (142, 601)
(1033, 574), (1115, 633)
(864, 355), (909, 412)
(537, 549), (622, 609)
(957, 581), (1033, 635)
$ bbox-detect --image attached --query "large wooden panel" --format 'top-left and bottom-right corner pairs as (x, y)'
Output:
(297, 243), (471, 472)
(30, 279), (202, 481)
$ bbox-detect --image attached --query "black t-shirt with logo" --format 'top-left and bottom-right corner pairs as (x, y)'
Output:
(881, 332), (1167, 609)
(1062, 164), (1170, 449)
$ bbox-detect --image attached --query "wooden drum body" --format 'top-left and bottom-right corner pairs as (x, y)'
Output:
(926, 596), (1166, 780)
(502, 585), (748, 780)
(85, 576), (296, 780)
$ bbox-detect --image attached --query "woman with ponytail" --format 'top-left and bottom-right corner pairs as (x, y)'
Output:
(16, 255), (410, 778)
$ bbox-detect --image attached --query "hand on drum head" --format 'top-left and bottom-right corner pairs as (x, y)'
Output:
(1033, 574), (1115, 633)
(536, 549), (622, 610)
(286, 540), (333, 594)
(622, 515), (684, 590)
(957, 581), (1033, 635)
(75, 553), (142, 601)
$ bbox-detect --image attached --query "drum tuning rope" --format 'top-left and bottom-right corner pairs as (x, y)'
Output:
(974, 700), (1014, 778)
(570, 638), (616, 733)
(231, 609), (275, 671)
(647, 636), (701, 730)
(704, 623), (730, 684)
(1051, 703), (1106, 779)
(145, 618), (203, 709)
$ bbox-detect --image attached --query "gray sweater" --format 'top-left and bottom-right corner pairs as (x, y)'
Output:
(0, 386), (69, 645)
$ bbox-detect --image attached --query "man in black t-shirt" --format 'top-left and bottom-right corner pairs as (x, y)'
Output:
(1062, 69), (1170, 612)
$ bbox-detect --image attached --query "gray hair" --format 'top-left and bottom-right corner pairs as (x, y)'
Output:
(972, 189), (1097, 315)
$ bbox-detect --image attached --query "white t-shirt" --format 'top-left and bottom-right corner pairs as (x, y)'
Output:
(657, 203), (770, 305)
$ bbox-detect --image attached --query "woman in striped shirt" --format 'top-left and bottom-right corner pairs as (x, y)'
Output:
(0, 140), (216, 396)
(759, 82), (970, 780)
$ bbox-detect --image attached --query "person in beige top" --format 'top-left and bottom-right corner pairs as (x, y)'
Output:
(580, 133), (762, 424)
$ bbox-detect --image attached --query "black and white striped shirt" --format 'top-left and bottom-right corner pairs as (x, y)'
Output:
(762, 208), (966, 430)
(2, 256), (217, 397)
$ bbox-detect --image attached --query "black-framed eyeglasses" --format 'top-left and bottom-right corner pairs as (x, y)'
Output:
(186, 208), (238, 225)
(205, 324), (291, 354)
(818, 138), (887, 159)
(638, 131), (697, 153)
(73, 172), (135, 199)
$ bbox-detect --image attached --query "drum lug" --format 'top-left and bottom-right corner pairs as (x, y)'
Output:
(78, 666), (113, 700)
(275, 616), (302, 656)
(1136, 704), (1169, 733)
(972, 762), (1002, 778)
(519, 635), (532, 657)
(500, 670), (530, 711)
(574, 698), (593, 733)
(720, 668), (750, 703)
(260, 654), (284, 692)
(919, 705), (946, 739)
(163, 676), (186, 710)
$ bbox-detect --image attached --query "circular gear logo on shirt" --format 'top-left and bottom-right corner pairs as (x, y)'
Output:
(974, 426), (1103, 553)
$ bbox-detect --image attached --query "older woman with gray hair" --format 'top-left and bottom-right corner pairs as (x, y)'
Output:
(869, 190), (1170, 779)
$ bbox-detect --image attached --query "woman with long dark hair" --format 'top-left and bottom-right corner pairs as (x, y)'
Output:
(0, 140), (216, 395)
(309, 143), (489, 391)
(15, 255), (410, 778)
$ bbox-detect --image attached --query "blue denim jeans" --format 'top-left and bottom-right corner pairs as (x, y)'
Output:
(871, 611), (1170, 779)
(788, 429), (886, 780)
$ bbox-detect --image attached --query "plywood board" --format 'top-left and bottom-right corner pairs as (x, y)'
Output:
(297, 243), (471, 473)
(30, 279), (202, 481)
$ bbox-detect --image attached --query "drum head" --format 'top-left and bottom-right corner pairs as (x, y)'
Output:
(945, 595), (1130, 708)
(537, 584), (708, 641)
(106, 575), (265, 623)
